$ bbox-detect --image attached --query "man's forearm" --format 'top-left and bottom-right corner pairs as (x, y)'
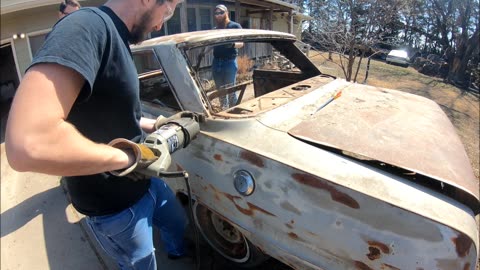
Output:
(6, 120), (133, 176)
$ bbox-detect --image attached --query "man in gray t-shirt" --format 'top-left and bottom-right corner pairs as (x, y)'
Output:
(6, 0), (187, 269)
(212, 4), (243, 109)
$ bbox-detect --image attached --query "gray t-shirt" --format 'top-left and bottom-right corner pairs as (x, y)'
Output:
(29, 7), (149, 216)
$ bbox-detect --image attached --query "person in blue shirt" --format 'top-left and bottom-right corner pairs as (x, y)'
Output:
(212, 4), (243, 109)
(58, 0), (81, 19)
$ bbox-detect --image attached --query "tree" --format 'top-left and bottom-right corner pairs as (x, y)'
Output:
(302, 0), (405, 82)
(300, 0), (479, 88)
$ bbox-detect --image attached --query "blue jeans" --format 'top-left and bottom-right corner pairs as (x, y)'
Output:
(86, 179), (187, 270)
(212, 58), (238, 109)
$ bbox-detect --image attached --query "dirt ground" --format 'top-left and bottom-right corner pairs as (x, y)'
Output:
(309, 53), (480, 181)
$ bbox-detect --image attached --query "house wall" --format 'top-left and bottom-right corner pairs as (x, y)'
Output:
(1, 0), (304, 79)
(1, 0), (105, 77)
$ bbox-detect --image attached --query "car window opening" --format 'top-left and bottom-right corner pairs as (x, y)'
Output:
(185, 41), (323, 115)
(134, 50), (181, 111)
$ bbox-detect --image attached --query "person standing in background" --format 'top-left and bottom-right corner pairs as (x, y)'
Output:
(212, 4), (243, 109)
(58, 0), (81, 19)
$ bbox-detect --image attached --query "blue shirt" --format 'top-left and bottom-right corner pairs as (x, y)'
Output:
(213, 21), (242, 59)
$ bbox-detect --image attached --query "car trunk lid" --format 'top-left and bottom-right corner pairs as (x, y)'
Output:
(262, 80), (478, 213)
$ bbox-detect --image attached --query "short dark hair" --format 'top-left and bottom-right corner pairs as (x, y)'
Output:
(59, 0), (81, 13)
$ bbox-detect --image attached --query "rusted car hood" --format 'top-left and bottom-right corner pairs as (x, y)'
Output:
(285, 83), (479, 213)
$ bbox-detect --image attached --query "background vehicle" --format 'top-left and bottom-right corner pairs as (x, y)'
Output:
(386, 49), (410, 67)
(132, 30), (479, 270)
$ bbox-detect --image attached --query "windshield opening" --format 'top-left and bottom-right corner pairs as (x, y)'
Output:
(185, 40), (321, 114)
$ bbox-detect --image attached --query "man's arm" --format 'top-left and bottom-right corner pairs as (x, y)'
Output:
(233, 42), (244, 49)
(5, 63), (133, 176)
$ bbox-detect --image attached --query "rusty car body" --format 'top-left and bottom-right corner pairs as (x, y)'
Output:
(131, 29), (479, 270)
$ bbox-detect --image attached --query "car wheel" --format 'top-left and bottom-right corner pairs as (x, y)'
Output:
(193, 202), (268, 267)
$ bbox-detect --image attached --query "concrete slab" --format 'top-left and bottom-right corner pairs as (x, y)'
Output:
(1, 144), (108, 270)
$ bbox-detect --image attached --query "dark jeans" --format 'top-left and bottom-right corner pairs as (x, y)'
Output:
(86, 179), (186, 270)
(212, 58), (238, 109)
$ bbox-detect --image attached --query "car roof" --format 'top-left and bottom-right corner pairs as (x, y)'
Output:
(131, 29), (297, 51)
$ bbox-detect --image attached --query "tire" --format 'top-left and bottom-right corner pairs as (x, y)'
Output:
(193, 202), (268, 268)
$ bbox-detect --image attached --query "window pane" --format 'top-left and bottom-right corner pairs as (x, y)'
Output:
(200, 8), (211, 30)
(166, 8), (181, 35)
(133, 50), (161, 74)
(29, 33), (49, 57)
(187, 8), (196, 32)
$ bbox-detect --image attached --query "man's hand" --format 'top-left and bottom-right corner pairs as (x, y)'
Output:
(108, 138), (159, 180)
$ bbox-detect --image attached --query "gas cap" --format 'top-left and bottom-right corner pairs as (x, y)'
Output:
(233, 170), (255, 196)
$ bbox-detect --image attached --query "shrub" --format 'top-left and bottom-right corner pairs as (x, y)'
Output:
(237, 55), (253, 74)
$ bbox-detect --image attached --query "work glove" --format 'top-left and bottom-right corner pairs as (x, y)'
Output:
(108, 138), (158, 180)
(154, 111), (202, 130)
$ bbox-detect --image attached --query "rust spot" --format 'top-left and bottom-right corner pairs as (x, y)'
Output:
(287, 232), (305, 242)
(367, 241), (390, 254)
(382, 263), (401, 270)
(367, 247), (381, 260)
(292, 173), (360, 209)
(206, 184), (221, 200)
(223, 192), (242, 201)
(248, 202), (275, 216)
(355, 261), (374, 270)
(176, 164), (184, 171)
(288, 232), (299, 239)
(222, 193), (275, 217)
(290, 219), (295, 224)
(463, 263), (471, 270)
(240, 150), (265, 168)
(285, 223), (293, 229)
(452, 233), (472, 257)
(214, 154), (223, 161)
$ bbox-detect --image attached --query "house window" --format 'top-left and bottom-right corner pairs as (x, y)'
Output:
(187, 8), (197, 31)
(29, 32), (49, 58)
(200, 8), (212, 30)
(167, 7), (181, 35)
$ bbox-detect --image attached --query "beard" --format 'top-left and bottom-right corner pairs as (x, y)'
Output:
(130, 9), (154, 44)
(215, 16), (227, 28)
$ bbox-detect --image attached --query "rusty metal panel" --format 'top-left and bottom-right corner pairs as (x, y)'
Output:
(170, 128), (478, 270)
(287, 85), (479, 210)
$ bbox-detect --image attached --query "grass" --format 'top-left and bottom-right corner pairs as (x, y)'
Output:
(309, 51), (480, 179)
